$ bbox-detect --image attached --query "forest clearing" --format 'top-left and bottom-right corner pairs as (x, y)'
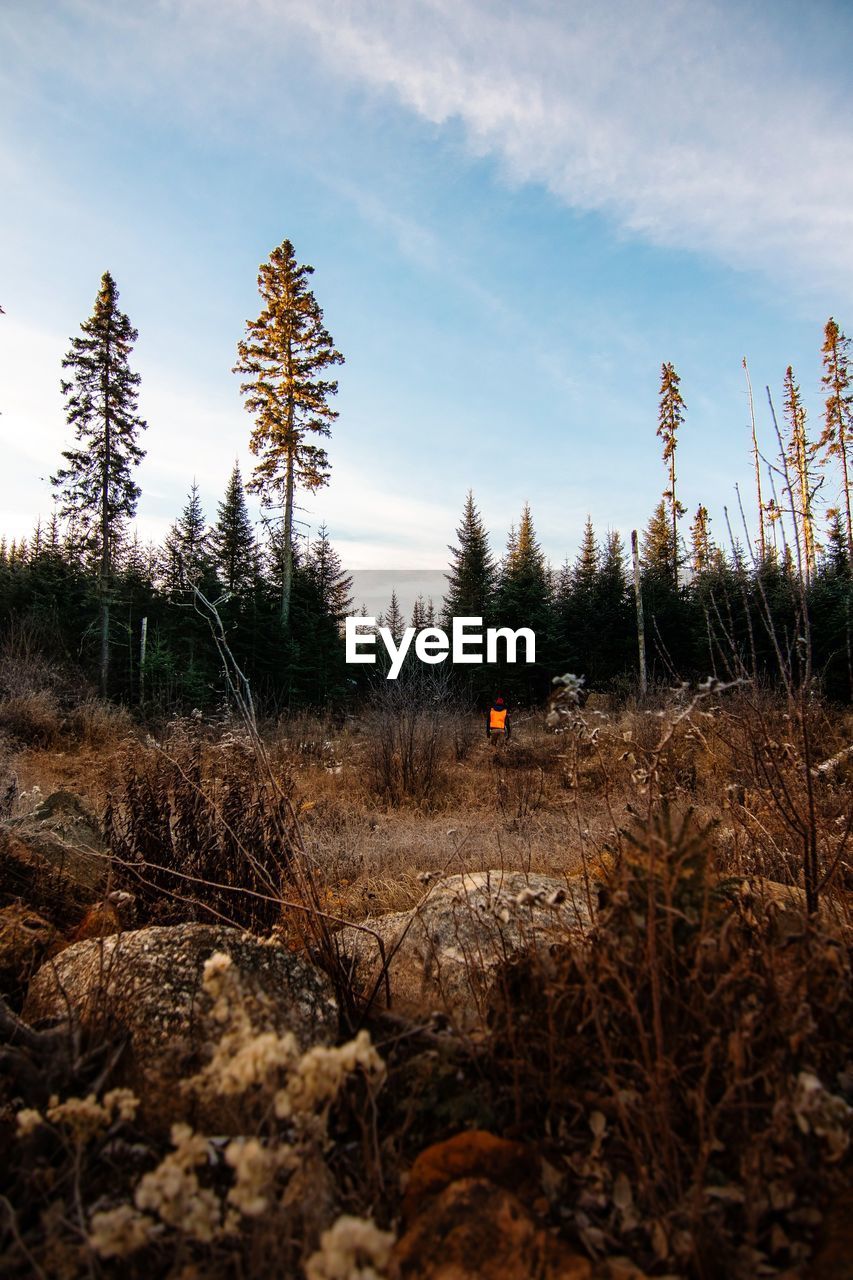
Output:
(3, 2), (853, 1275)
(0, 656), (851, 1278)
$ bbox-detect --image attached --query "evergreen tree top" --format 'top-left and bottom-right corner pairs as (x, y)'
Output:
(52, 271), (147, 543)
(234, 239), (344, 504)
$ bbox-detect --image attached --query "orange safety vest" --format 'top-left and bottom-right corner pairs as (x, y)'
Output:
(489, 707), (508, 730)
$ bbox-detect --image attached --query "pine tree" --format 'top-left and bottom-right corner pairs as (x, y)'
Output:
(45, 512), (62, 559)
(52, 272), (147, 694)
(443, 491), (496, 623)
(307, 524), (352, 622)
(162, 482), (212, 590)
(382, 589), (405, 643)
(783, 366), (817, 580)
(411, 596), (428, 629)
(690, 505), (712, 574)
(642, 499), (677, 580)
(594, 529), (632, 683)
(496, 504), (551, 642)
(491, 507), (550, 694)
(824, 510), (850, 576)
(234, 239), (344, 627)
(819, 318), (853, 557)
(599, 529), (629, 604)
(572, 517), (599, 598)
(212, 462), (257, 595)
(657, 362), (686, 583)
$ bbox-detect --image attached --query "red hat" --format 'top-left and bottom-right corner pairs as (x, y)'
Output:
(496, 695), (504, 705)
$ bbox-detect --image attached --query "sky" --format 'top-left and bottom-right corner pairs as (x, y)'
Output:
(2, 0), (853, 611)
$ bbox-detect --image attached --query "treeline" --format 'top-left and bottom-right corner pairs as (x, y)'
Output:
(0, 485), (354, 710)
(428, 490), (851, 702)
(1, 242), (852, 709)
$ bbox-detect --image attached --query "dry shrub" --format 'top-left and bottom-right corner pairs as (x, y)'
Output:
(64, 698), (136, 751)
(0, 691), (62, 748)
(699, 688), (853, 899)
(0, 625), (61, 701)
(488, 804), (853, 1278)
(103, 723), (297, 931)
(493, 750), (546, 829)
(2, 953), (389, 1279)
(364, 669), (460, 806)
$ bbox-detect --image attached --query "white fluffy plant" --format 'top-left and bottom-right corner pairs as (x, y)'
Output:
(60, 949), (390, 1264)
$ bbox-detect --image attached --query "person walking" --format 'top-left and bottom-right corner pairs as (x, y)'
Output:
(486, 693), (511, 746)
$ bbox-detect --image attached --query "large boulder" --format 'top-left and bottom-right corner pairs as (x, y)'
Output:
(24, 924), (338, 1129)
(341, 871), (593, 1025)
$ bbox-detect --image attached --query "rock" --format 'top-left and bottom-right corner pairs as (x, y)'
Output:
(6, 791), (107, 891)
(0, 825), (96, 929)
(391, 1177), (592, 1279)
(0, 902), (59, 996)
(402, 1131), (540, 1224)
(24, 924), (338, 1129)
(341, 871), (593, 1024)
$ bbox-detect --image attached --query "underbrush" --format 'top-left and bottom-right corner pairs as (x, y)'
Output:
(2, 951), (390, 1279)
(487, 805), (853, 1278)
(103, 723), (297, 932)
(2, 674), (852, 1276)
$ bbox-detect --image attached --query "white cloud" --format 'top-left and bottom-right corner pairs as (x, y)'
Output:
(266, 0), (853, 293)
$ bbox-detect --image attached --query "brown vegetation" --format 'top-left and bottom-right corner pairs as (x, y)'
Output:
(0, 677), (850, 1278)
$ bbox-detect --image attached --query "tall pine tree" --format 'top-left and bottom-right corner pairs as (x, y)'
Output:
(819, 318), (853, 558)
(234, 240), (343, 628)
(443, 491), (496, 624)
(783, 366), (816, 581)
(657, 362), (686, 584)
(52, 272), (146, 695)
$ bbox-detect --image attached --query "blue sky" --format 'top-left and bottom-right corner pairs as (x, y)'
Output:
(2, 0), (853, 587)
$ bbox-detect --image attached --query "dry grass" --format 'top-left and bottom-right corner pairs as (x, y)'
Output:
(1, 675), (852, 1278)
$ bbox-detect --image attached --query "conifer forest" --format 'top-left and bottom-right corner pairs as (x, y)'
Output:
(2, 6), (853, 1280)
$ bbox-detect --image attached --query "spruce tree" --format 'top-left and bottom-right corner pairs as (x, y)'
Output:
(383, 589), (405, 643)
(783, 366), (816, 580)
(642, 499), (677, 580)
(411, 596), (427, 629)
(307, 524), (352, 622)
(496, 504), (552, 664)
(824, 511), (850, 576)
(594, 529), (632, 683)
(212, 462), (257, 596)
(490, 505), (553, 696)
(690, 505), (712, 574)
(657, 362), (686, 583)
(234, 239), (343, 627)
(162, 482), (212, 591)
(443, 491), (496, 623)
(555, 520), (597, 680)
(52, 272), (146, 694)
(573, 517), (599, 598)
(819, 318), (853, 557)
